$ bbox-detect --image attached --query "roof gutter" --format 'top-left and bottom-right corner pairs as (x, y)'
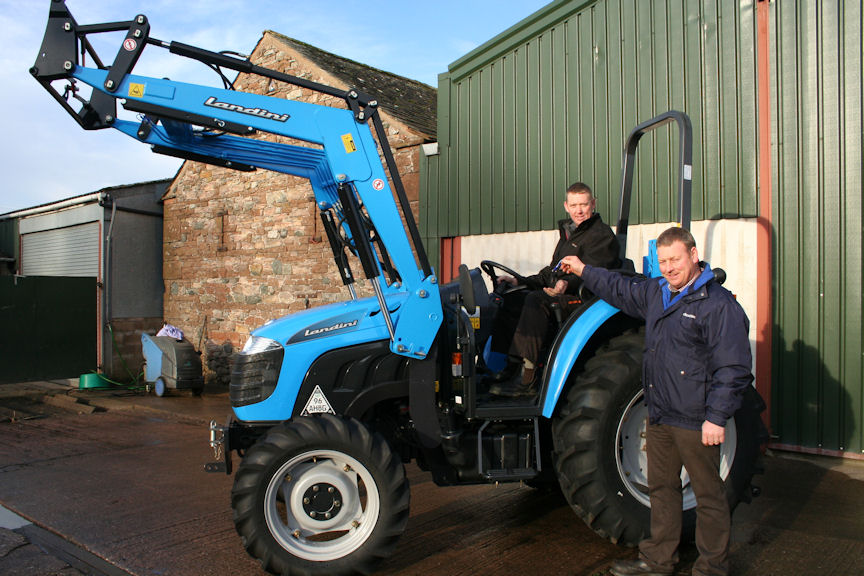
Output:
(0, 192), (107, 220)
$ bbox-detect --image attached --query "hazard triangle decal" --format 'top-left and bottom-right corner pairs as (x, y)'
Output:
(301, 385), (336, 415)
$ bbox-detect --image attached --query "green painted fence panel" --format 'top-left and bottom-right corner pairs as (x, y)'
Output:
(0, 276), (97, 384)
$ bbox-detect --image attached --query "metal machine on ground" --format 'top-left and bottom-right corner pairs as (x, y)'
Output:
(141, 333), (204, 397)
(32, 3), (766, 575)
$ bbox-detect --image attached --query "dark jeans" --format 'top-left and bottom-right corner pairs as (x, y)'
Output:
(640, 423), (730, 576)
(490, 289), (579, 365)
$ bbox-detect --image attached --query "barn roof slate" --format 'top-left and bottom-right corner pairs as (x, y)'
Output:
(265, 31), (437, 140)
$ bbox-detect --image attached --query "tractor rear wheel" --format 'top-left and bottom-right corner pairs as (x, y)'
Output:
(551, 328), (763, 545)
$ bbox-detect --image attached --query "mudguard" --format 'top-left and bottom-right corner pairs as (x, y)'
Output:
(540, 299), (621, 418)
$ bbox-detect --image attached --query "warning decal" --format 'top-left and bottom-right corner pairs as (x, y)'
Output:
(341, 133), (357, 154)
(128, 83), (145, 98)
(301, 385), (336, 416)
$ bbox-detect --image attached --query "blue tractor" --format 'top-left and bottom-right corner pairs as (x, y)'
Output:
(32, 3), (765, 575)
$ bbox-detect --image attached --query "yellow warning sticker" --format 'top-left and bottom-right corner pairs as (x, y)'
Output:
(341, 133), (357, 154)
(470, 317), (480, 330)
(128, 83), (145, 98)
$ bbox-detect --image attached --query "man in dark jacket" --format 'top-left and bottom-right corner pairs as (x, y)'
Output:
(489, 182), (620, 397)
(560, 227), (752, 576)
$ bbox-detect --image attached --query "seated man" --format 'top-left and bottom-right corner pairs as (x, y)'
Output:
(489, 182), (620, 397)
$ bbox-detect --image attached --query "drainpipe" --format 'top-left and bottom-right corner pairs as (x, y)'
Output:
(103, 198), (117, 376)
(755, 0), (773, 430)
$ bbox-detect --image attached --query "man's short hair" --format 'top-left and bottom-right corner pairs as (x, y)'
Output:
(566, 182), (593, 197)
(656, 226), (696, 251)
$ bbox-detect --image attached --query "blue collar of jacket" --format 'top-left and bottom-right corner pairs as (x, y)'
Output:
(659, 264), (715, 310)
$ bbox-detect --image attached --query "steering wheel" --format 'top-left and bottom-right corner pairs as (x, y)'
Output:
(480, 260), (527, 295)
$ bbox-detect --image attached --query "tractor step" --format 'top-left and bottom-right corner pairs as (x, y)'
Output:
(483, 468), (538, 482)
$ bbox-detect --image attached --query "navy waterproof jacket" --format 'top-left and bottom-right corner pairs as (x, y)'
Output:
(581, 264), (753, 431)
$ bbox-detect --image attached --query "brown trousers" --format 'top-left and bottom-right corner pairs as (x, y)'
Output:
(639, 424), (730, 576)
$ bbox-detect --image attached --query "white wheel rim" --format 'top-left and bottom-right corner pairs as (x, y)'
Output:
(615, 390), (737, 510)
(264, 449), (380, 561)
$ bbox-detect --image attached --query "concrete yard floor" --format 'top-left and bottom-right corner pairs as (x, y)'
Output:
(727, 452), (864, 575)
(0, 380), (862, 575)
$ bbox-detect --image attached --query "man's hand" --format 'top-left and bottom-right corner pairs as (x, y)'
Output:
(543, 279), (567, 297)
(702, 421), (725, 446)
(496, 275), (517, 286)
(559, 255), (586, 276)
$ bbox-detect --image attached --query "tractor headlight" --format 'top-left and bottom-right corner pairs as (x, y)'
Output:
(230, 336), (284, 407)
(241, 335), (282, 355)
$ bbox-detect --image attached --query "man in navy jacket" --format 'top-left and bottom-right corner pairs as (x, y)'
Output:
(560, 227), (752, 576)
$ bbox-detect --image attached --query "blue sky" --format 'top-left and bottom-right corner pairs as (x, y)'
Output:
(0, 0), (551, 213)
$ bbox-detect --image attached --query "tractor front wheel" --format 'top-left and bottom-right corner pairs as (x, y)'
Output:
(231, 414), (409, 576)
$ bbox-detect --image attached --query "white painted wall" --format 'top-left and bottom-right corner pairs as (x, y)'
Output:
(459, 219), (759, 367)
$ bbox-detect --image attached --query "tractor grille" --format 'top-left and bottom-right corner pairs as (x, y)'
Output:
(230, 346), (284, 407)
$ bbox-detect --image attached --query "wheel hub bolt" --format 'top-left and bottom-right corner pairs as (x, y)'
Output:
(302, 482), (343, 521)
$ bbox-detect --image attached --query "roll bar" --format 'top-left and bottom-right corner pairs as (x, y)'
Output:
(615, 110), (693, 259)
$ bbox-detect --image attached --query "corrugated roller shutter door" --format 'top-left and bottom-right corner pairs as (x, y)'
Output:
(21, 222), (100, 277)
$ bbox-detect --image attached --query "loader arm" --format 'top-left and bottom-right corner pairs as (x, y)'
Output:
(30, 0), (441, 359)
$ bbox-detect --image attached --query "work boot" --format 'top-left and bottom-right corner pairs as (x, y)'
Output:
(488, 366), (536, 397)
(609, 559), (674, 576)
(489, 359), (521, 382)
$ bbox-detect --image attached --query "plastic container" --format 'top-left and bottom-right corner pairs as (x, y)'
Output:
(79, 373), (112, 389)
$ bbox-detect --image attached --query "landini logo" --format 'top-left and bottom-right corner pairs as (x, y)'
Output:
(288, 316), (361, 344)
(204, 96), (290, 122)
(303, 320), (358, 337)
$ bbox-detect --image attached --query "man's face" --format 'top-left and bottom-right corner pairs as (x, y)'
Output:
(657, 240), (700, 291)
(564, 191), (595, 227)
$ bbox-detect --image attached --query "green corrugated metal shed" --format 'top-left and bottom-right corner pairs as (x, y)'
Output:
(420, 0), (864, 457)
(770, 0), (862, 455)
(422, 0), (760, 247)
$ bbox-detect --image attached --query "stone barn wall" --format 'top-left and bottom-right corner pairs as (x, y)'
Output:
(162, 32), (430, 384)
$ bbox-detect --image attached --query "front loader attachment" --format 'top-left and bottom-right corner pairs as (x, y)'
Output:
(29, 0), (441, 360)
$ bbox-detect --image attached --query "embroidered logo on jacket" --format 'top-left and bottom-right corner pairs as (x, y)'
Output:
(682, 312), (696, 319)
